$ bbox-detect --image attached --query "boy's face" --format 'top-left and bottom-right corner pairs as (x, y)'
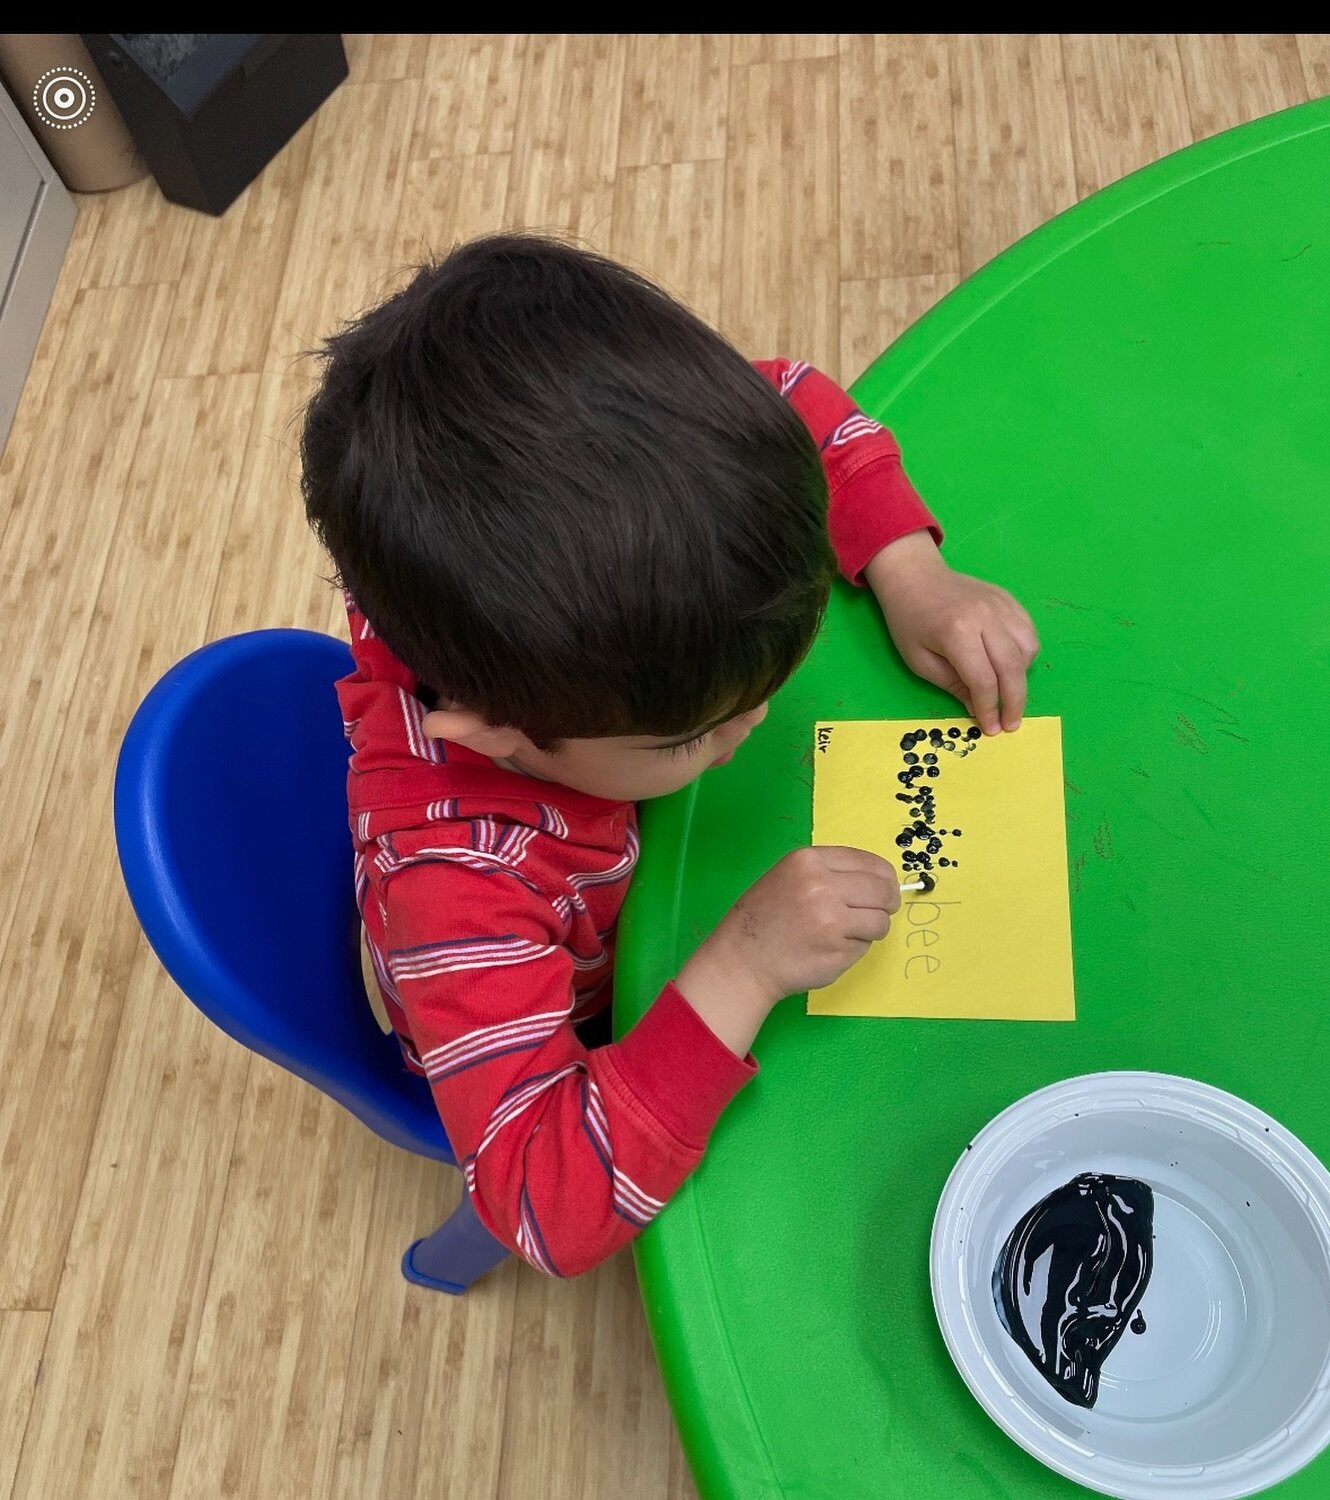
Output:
(502, 703), (769, 802)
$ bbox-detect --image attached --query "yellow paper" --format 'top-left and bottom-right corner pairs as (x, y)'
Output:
(809, 718), (1074, 1021)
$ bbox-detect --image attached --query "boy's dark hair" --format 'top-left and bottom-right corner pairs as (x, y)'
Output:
(301, 234), (835, 747)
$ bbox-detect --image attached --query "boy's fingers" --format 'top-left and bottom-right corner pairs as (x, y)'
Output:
(1012, 611), (1040, 660)
(833, 869), (902, 916)
(949, 644), (1000, 734)
(985, 630), (1029, 730)
(910, 646), (974, 716)
(839, 936), (875, 966)
(817, 846), (898, 880)
(844, 908), (893, 943)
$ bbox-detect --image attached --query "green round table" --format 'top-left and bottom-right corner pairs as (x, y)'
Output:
(616, 98), (1330, 1499)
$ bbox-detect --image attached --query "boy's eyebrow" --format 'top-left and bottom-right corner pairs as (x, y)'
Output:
(646, 713), (734, 750)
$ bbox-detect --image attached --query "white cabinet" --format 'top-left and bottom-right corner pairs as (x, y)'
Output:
(0, 80), (76, 457)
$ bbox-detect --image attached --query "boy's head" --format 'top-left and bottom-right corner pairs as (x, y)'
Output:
(301, 234), (834, 801)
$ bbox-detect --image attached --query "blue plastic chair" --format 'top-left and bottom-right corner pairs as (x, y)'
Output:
(113, 628), (509, 1294)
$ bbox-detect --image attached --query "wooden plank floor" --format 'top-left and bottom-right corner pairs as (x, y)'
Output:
(1, 33), (1324, 1500)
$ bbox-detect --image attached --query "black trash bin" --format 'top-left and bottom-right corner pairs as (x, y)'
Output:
(80, 34), (347, 215)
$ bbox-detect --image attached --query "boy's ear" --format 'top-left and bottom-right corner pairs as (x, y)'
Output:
(421, 705), (525, 759)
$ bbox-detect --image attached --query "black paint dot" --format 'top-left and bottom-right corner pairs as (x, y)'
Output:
(903, 753), (919, 765)
(939, 858), (951, 867)
(895, 793), (914, 803)
(895, 833), (913, 848)
(952, 829), (962, 837)
(966, 727), (981, 741)
(948, 727), (962, 738)
(1130, 1311), (1146, 1335)
(926, 766), (940, 777)
(899, 736), (915, 751)
(923, 753), (938, 765)
(897, 772), (912, 784)
(920, 856), (933, 868)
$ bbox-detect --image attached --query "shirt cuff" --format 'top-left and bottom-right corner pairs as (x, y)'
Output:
(830, 457), (943, 585)
(603, 981), (757, 1152)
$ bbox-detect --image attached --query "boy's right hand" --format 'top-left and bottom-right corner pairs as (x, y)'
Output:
(676, 847), (900, 1057)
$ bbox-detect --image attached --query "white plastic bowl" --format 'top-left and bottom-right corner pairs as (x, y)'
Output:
(931, 1073), (1330, 1499)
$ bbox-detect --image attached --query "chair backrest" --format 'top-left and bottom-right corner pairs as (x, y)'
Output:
(114, 628), (452, 1163)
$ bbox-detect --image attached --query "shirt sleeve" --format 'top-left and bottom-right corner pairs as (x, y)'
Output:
(754, 357), (942, 585)
(382, 860), (756, 1277)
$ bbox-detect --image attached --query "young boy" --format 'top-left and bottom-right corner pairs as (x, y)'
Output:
(301, 235), (1037, 1278)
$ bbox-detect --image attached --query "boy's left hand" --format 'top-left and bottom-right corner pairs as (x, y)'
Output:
(863, 530), (1039, 736)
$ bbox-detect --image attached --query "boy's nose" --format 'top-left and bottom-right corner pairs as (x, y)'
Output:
(723, 704), (768, 737)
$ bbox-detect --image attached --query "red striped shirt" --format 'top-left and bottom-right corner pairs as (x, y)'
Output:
(338, 358), (939, 1276)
